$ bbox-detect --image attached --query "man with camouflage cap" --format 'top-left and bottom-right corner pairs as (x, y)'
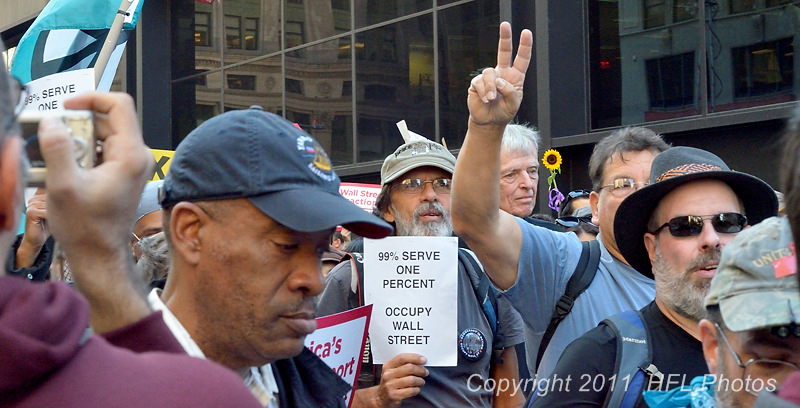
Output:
(701, 216), (800, 408)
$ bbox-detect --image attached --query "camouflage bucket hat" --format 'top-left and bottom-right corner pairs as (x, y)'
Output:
(705, 216), (800, 332)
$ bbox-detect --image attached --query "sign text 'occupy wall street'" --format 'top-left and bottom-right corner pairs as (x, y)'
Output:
(364, 236), (457, 366)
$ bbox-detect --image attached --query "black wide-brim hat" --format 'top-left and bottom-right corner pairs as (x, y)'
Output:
(615, 146), (778, 279)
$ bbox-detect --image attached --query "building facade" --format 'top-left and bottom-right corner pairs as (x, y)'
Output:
(2, 0), (793, 213)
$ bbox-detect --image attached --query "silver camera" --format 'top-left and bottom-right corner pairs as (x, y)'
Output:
(18, 110), (98, 187)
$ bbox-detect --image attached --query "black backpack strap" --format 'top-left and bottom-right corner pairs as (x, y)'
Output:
(602, 310), (662, 408)
(536, 239), (601, 373)
(341, 252), (365, 309)
(458, 248), (504, 363)
(340, 252), (377, 388)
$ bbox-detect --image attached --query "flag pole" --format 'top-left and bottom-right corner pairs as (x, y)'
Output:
(94, 0), (132, 88)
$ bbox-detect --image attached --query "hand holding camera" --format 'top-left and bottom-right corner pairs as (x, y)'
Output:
(19, 109), (97, 187)
(36, 91), (155, 332)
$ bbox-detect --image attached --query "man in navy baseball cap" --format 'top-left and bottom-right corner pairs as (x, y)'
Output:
(153, 106), (392, 407)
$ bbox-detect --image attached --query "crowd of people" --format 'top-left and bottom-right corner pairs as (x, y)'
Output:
(2, 21), (800, 408)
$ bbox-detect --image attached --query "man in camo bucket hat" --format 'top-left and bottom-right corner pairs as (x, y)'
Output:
(697, 216), (800, 408)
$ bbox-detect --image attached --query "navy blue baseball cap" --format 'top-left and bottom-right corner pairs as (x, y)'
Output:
(159, 106), (393, 238)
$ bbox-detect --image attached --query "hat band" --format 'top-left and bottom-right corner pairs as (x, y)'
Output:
(655, 163), (724, 182)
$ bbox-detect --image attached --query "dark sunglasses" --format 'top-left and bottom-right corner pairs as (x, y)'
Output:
(555, 215), (596, 228)
(650, 213), (747, 237)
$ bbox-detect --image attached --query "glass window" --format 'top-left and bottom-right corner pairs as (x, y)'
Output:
(195, 12), (211, 47)
(733, 38), (794, 99)
(222, 56), (283, 113)
(245, 17), (259, 50)
(338, 38), (351, 60)
(331, 0), (349, 10)
(173, 4), (220, 78)
(589, 0), (700, 129)
(673, 0), (697, 23)
(227, 74), (256, 90)
(285, 37), (354, 164)
(644, 0), (666, 29)
(730, 0), (758, 14)
(645, 51), (695, 110)
(766, 0), (794, 6)
(706, 7), (796, 113)
(286, 78), (303, 94)
(226, 15), (242, 49)
(171, 71), (223, 144)
(224, 0), (280, 65)
(437, 0), (499, 149)
(354, 0), (432, 28)
(286, 21), (304, 57)
(284, 0), (350, 46)
(355, 16), (434, 162)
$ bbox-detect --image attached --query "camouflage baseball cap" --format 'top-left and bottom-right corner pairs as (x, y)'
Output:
(705, 216), (800, 332)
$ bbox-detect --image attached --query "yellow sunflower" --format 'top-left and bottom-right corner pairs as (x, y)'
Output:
(542, 149), (562, 171)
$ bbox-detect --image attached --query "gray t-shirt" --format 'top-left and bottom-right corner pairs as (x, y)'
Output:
(505, 218), (655, 378)
(317, 252), (524, 408)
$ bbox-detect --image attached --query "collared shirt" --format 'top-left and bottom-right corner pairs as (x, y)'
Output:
(148, 289), (279, 408)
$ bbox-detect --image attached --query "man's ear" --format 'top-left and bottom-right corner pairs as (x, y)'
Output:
(589, 191), (600, 226)
(0, 137), (22, 232)
(699, 319), (720, 375)
(644, 232), (657, 264)
(382, 199), (396, 223)
(168, 202), (206, 265)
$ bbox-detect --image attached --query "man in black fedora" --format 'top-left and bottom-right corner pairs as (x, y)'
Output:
(529, 146), (778, 407)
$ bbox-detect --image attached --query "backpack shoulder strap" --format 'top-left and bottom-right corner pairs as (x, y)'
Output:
(339, 252), (380, 388)
(341, 252), (365, 309)
(536, 239), (601, 372)
(458, 248), (504, 361)
(602, 310), (662, 408)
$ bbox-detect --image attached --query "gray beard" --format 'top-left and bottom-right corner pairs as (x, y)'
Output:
(391, 201), (453, 237)
(715, 357), (748, 408)
(652, 242), (716, 321)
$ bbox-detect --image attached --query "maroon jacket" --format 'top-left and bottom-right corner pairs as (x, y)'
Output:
(0, 276), (262, 407)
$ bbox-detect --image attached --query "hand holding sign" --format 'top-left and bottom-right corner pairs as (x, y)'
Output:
(372, 353), (429, 407)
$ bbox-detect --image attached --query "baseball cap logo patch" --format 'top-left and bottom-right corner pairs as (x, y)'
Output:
(296, 135), (335, 181)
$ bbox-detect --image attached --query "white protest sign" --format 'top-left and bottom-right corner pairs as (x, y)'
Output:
(339, 182), (381, 212)
(22, 69), (95, 112)
(363, 236), (458, 366)
(304, 305), (372, 408)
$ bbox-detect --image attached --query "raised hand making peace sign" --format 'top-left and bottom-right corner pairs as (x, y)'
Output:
(467, 22), (533, 127)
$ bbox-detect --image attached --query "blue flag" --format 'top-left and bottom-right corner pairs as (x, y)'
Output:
(11, 0), (144, 90)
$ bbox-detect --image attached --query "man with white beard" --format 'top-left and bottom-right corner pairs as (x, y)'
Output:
(528, 146), (777, 407)
(317, 133), (524, 408)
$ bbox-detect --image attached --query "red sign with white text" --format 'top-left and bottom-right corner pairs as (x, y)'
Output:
(304, 305), (373, 407)
(340, 182), (381, 212)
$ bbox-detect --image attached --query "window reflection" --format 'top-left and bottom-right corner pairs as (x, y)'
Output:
(733, 38), (793, 100)
(223, 56), (283, 113)
(438, 0), (499, 149)
(355, 16), (434, 162)
(171, 0), (504, 166)
(589, 0), (797, 130)
(195, 12), (211, 47)
(286, 37), (354, 165)
(355, 0), (432, 28)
